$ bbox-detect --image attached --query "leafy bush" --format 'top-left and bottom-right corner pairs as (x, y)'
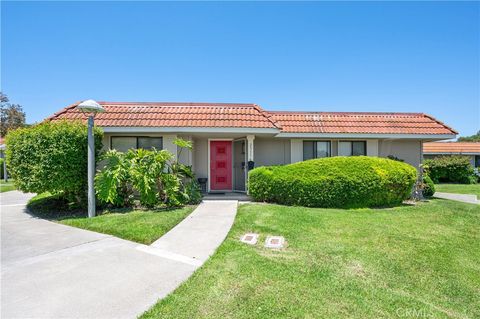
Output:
(95, 150), (134, 207)
(248, 157), (417, 208)
(6, 121), (103, 202)
(424, 156), (476, 184)
(95, 138), (201, 208)
(422, 175), (435, 198)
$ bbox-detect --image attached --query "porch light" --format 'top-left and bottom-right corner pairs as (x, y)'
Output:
(77, 99), (105, 218)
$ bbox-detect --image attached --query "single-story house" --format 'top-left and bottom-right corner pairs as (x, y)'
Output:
(423, 142), (480, 168)
(48, 101), (457, 192)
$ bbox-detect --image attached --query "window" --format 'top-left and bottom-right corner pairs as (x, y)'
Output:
(138, 137), (163, 150)
(303, 141), (331, 160)
(111, 137), (136, 153)
(339, 141), (366, 156)
(475, 155), (480, 168)
(111, 136), (163, 152)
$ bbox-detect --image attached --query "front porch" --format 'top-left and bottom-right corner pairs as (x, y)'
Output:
(202, 192), (252, 201)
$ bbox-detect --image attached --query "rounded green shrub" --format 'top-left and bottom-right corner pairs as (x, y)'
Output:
(424, 156), (476, 184)
(6, 120), (103, 202)
(422, 175), (435, 198)
(248, 157), (417, 208)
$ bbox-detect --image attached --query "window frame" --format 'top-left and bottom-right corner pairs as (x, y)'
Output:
(110, 136), (163, 151)
(339, 140), (367, 156)
(303, 140), (332, 160)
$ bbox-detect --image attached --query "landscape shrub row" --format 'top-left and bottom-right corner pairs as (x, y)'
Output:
(248, 156), (417, 208)
(6, 121), (201, 211)
(424, 156), (477, 184)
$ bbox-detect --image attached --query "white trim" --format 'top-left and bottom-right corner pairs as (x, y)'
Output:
(207, 139), (234, 193)
(276, 133), (456, 140)
(103, 127), (280, 134)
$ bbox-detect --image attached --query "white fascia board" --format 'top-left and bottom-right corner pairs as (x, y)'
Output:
(275, 133), (457, 140)
(102, 127), (281, 134)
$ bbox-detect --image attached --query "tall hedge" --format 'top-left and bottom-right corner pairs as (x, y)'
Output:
(6, 120), (103, 201)
(248, 157), (417, 208)
(424, 156), (476, 184)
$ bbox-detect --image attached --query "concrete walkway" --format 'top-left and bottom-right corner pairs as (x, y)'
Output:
(434, 192), (479, 205)
(1, 191), (237, 319)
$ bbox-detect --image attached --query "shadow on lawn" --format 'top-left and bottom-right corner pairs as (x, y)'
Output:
(26, 192), (183, 221)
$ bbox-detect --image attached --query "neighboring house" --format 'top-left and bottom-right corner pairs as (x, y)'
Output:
(48, 102), (457, 192)
(423, 142), (480, 168)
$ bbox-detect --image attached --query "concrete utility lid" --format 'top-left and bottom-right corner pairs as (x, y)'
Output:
(264, 236), (285, 249)
(240, 233), (259, 245)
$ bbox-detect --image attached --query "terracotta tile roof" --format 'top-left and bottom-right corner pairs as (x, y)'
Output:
(48, 102), (279, 129)
(47, 101), (457, 136)
(270, 111), (457, 135)
(423, 142), (480, 154)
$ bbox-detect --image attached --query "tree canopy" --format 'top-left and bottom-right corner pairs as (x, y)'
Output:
(458, 130), (480, 142)
(0, 92), (26, 137)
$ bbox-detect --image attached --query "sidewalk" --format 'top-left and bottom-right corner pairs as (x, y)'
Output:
(434, 192), (479, 205)
(1, 191), (238, 319)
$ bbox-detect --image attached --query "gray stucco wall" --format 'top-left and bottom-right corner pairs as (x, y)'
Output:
(253, 138), (291, 167)
(379, 139), (422, 169)
(192, 137), (208, 180)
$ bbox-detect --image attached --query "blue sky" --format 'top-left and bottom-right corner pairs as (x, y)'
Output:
(2, 1), (479, 136)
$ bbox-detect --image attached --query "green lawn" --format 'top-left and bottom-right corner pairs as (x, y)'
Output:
(0, 180), (16, 193)
(435, 183), (480, 197)
(28, 193), (195, 244)
(143, 200), (480, 319)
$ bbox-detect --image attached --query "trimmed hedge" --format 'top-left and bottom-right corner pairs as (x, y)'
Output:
(248, 157), (417, 208)
(422, 175), (435, 198)
(6, 120), (103, 202)
(424, 156), (476, 184)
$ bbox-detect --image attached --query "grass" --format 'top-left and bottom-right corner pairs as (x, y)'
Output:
(435, 183), (480, 197)
(27, 193), (195, 244)
(0, 180), (16, 193)
(143, 199), (480, 319)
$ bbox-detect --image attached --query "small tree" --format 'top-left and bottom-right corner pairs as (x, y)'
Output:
(0, 92), (26, 137)
(6, 120), (103, 203)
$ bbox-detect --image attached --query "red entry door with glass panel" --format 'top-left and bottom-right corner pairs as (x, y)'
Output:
(210, 141), (232, 191)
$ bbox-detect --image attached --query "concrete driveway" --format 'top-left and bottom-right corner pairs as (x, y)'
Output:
(1, 191), (237, 318)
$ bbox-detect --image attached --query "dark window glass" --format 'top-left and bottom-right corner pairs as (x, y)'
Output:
(303, 141), (331, 160)
(475, 155), (480, 168)
(352, 141), (366, 156)
(316, 141), (331, 158)
(138, 137), (163, 150)
(303, 141), (315, 160)
(111, 136), (163, 152)
(111, 137), (136, 152)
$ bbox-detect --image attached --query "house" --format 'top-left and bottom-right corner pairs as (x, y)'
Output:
(48, 102), (457, 192)
(423, 142), (480, 168)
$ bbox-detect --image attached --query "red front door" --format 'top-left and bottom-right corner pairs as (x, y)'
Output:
(210, 141), (232, 191)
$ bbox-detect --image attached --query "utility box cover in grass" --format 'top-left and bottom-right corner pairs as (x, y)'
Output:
(240, 233), (259, 245)
(265, 236), (285, 249)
